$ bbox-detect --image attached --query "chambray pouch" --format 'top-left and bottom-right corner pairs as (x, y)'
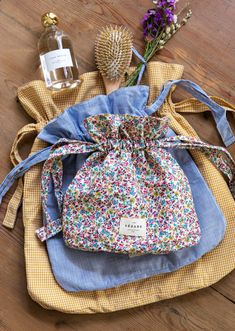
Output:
(0, 80), (234, 291)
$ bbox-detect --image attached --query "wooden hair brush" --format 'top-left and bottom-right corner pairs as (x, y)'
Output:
(95, 25), (133, 94)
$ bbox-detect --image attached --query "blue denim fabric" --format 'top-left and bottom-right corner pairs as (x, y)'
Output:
(0, 80), (230, 292)
(146, 80), (235, 147)
(37, 84), (226, 291)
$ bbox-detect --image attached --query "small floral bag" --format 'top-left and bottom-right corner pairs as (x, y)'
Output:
(36, 113), (235, 255)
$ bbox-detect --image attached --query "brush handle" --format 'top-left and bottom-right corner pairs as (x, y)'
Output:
(103, 76), (122, 95)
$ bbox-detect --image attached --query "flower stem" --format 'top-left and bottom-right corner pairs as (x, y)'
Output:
(124, 7), (192, 87)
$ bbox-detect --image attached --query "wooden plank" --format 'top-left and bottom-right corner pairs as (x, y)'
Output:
(212, 270), (235, 302)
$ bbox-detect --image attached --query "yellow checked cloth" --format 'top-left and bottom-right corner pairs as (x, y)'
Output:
(3, 62), (235, 313)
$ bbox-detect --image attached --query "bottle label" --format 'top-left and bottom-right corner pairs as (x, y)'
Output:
(119, 218), (147, 237)
(40, 49), (73, 72)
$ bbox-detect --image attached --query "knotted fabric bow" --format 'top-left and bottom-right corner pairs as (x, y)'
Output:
(36, 114), (235, 255)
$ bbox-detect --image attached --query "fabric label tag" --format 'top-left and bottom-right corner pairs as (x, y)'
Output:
(40, 49), (73, 72)
(119, 218), (146, 237)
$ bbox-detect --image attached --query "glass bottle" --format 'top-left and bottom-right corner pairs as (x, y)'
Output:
(38, 12), (80, 90)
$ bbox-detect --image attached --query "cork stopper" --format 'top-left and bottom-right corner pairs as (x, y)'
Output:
(41, 12), (58, 27)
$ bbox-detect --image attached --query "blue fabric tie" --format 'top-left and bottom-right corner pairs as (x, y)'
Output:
(131, 47), (147, 85)
(146, 79), (235, 147)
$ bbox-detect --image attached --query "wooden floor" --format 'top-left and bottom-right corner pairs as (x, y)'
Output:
(0, 0), (234, 330)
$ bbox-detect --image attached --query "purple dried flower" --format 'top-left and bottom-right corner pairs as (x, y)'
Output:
(165, 8), (174, 24)
(125, 0), (192, 86)
(154, 0), (176, 9)
(141, 0), (176, 39)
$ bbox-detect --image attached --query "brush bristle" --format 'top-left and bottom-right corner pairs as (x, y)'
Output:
(95, 25), (133, 80)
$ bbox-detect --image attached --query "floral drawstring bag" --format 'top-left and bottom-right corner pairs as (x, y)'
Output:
(35, 113), (235, 255)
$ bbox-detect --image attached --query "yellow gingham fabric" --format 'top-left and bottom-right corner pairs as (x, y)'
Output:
(5, 62), (235, 313)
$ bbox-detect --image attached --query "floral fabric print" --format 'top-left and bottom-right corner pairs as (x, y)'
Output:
(36, 114), (235, 255)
